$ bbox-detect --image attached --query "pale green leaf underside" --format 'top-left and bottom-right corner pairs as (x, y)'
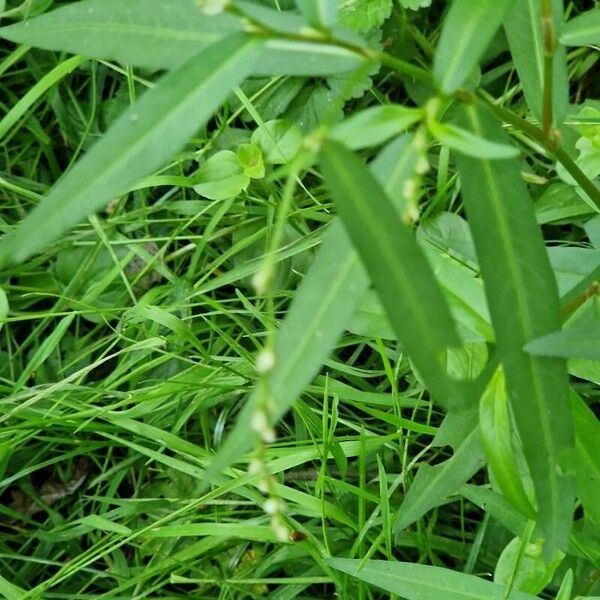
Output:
(561, 7), (600, 46)
(328, 559), (540, 600)
(525, 322), (600, 360)
(0, 34), (261, 269)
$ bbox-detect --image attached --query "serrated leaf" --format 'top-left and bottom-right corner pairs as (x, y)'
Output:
(394, 427), (484, 531)
(504, 0), (569, 127)
(338, 0), (392, 33)
(454, 102), (574, 557)
(561, 8), (600, 46)
(320, 140), (466, 409)
(434, 0), (516, 94)
(328, 559), (540, 600)
(331, 105), (423, 150)
(0, 34), (261, 269)
(525, 322), (600, 360)
(429, 120), (520, 159)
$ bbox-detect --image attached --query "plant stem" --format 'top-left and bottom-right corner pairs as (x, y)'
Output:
(541, 0), (555, 136)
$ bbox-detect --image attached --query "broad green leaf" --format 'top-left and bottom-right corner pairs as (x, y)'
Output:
(504, 0), (569, 127)
(296, 0), (337, 28)
(199, 136), (422, 493)
(433, 0), (516, 94)
(193, 150), (250, 200)
(429, 120), (520, 159)
(251, 119), (302, 164)
(525, 322), (600, 360)
(561, 8), (600, 46)
(236, 143), (265, 179)
(454, 102), (574, 556)
(0, 0), (243, 70)
(320, 140), (465, 409)
(479, 368), (536, 519)
(394, 427), (484, 531)
(494, 536), (564, 595)
(328, 559), (540, 600)
(570, 391), (600, 525)
(0, 34), (261, 269)
(331, 105), (424, 150)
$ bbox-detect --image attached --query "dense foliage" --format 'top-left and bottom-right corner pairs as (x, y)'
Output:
(0, 0), (600, 598)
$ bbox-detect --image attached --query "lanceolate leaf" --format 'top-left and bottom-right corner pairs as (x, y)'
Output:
(504, 0), (569, 127)
(561, 7), (600, 46)
(0, 0), (365, 76)
(454, 102), (574, 556)
(328, 559), (540, 600)
(320, 140), (465, 409)
(394, 427), (485, 531)
(525, 322), (600, 360)
(296, 0), (337, 28)
(0, 34), (261, 269)
(199, 137), (421, 493)
(433, 0), (516, 94)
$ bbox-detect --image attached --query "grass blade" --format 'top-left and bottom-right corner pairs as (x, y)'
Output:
(504, 0), (569, 127)
(525, 322), (600, 360)
(0, 34), (261, 269)
(433, 0), (516, 94)
(560, 7), (600, 46)
(320, 140), (465, 409)
(454, 102), (574, 556)
(328, 559), (540, 600)
(394, 427), (485, 532)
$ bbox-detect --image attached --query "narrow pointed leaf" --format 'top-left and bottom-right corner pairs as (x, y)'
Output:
(504, 0), (569, 126)
(0, 0), (243, 70)
(199, 137), (420, 492)
(434, 0), (516, 94)
(0, 34), (261, 269)
(328, 559), (540, 600)
(394, 427), (484, 531)
(454, 102), (574, 556)
(561, 8), (600, 46)
(525, 322), (600, 360)
(320, 140), (465, 409)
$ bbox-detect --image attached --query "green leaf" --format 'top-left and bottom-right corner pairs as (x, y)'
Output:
(251, 119), (302, 164)
(199, 136), (422, 493)
(331, 105), (424, 150)
(429, 120), (520, 159)
(504, 0), (569, 127)
(454, 102), (574, 556)
(479, 368), (536, 519)
(433, 0), (516, 94)
(561, 8), (600, 46)
(320, 140), (465, 409)
(0, 575), (25, 600)
(327, 559), (541, 600)
(494, 536), (564, 595)
(555, 569), (573, 600)
(570, 391), (600, 525)
(296, 0), (337, 28)
(0, 287), (7, 334)
(337, 0), (392, 33)
(193, 150), (250, 200)
(0, 34), (261, 269)
(525, 322), (600, 360)
(0, 0), (243, 70)
(236, 143), (265, 179)
(394, 427), (484, 531)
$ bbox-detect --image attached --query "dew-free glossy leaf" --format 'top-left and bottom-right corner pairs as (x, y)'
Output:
(328, 559), (540, 600)
(504, 0), (569, 126)
(433, 0), (516, 94)
(331, 105), (423, 150)
(0, 34), (261, 269)
(454, 102), (574, 556)
(394, 427), (484, 531)
(320, 140), (465, 409)
(525, 322), (600, 360)
(561, 8), (600, 46)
